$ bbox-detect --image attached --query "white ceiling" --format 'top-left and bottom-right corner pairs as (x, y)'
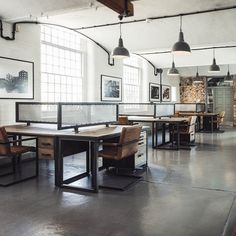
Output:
(1, 0), (236, 69)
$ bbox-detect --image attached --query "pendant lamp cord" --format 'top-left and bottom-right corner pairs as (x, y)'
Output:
(213, 48), (215, 58)
(120, 22), (122, 38)
(180, 15), (182, 32)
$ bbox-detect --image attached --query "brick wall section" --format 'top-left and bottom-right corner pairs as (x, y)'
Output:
(180, 77), (206, 103)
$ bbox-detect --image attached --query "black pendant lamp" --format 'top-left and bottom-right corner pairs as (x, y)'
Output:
(209, 48), (220, 72)
(111, 23), (130, 59)
(168, 56), (179, 75)
(193, 67), (202, 83)
(224, 65), (233, 82)
(172, 15), (191, 54)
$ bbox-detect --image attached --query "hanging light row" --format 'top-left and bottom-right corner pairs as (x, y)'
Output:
(111, 15), (191, 59)
(111, 15), (233, 83)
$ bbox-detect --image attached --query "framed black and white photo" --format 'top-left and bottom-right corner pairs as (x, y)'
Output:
(162, 85), (171, 102)
(0, 56), (34, 99)
(149, 83), (160, 102)
(101, 75), (122, 101)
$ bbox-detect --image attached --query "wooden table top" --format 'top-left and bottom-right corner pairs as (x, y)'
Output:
(178, 112), (219, 116)
(128, 116), (188, 123)
(5, 124), (149, 141)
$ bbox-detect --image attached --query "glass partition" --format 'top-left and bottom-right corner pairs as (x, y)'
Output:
(16, 102), (118, 130)
(59, 103), (118, 129)
(16, 103), (58, 124)
(119, 103), (155, 116)
(155, 104), (175, 117)
(175, 103), (205, 113)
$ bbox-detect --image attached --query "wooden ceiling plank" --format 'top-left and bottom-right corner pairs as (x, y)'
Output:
(97, 0), (133, 17)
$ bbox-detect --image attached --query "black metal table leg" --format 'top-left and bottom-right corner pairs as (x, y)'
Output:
(152, 123), (154, 148)
(176, 124), (180, 150)
(162, 123), (166, 145)
(91, 141), (99, 193)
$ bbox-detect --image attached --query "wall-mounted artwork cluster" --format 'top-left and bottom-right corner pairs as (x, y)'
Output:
(100, 74), (171, 103)
(149, 83), (171, 102)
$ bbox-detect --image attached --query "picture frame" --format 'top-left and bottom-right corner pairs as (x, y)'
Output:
(162, 85), (171, 102)
(0, 56), (34, 99)
(149, 82), (160, 102)
(101, 75), (122, 102)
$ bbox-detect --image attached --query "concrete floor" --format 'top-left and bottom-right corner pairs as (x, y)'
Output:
(1, 128), (236, 236)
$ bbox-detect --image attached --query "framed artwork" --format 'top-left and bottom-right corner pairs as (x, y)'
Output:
(149, 82), (160, 102)
(0, 56), (34, 99)
(101, 75), (122, 102)
(162, 85), (171, 102)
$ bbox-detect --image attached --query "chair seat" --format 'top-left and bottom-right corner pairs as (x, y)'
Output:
(98, 149), (118, 160)
(10, 145), (35, 155)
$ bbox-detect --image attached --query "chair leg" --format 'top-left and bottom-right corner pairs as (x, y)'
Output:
(12, 156), (16, 173)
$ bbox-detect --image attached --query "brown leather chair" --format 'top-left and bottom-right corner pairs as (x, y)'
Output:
(99, 126), (142, 161)
(171, 116), (197, 145)
(0, 127), (38, 187)
(98, 126), (142, 190)
(118, 116), (129, 125)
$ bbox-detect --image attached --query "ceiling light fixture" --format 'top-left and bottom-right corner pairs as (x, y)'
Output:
(172, 15), (191, 54)
(193, 67), (202, 83)
(224, 64), (233, 82)
(208, 48), (220, 73)
(168, 56), (179, 76)
(111, 22), (130, 59)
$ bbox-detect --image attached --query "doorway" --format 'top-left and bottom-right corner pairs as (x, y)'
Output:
(212, 87), (233, 125)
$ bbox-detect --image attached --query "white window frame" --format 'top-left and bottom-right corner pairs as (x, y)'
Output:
(41, 25), (84, 103)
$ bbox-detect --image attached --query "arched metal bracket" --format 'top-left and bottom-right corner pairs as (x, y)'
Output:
(0, 19), (115, 66)
(133, 53), (163, 76)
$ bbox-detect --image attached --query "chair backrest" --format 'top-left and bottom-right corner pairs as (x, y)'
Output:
(117, 126), (142, 160)
(118, 116), (129, 125)
(189, 116), (197, 133)
(0, 127), (11, 155)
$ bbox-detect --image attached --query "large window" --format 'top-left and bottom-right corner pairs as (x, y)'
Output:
(41, 25), (84, 102)
(123, 57), (141, 103)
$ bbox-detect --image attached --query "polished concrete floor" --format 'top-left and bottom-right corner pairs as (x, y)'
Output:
(1, 128), (236, 235)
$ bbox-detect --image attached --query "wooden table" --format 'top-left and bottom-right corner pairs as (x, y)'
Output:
(127, 116), (188, 150)
(5, 124), (143, 193)
(178, 112), (219, 132)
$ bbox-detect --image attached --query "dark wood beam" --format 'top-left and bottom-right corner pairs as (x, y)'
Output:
(97, 0), (134, 17)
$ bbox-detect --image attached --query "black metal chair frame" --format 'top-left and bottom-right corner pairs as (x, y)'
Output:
(0, 136), (38, 187)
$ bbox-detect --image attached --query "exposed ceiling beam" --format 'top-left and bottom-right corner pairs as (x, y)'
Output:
(96, 0), (133, 18)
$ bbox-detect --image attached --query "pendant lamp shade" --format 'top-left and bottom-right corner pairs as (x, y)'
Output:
(168, 61), (179, 76)
(209, 49), (220, 73)
(172, 16), (191, 54)
(224, 65), (233, 82)
(111, 23), (130, 59)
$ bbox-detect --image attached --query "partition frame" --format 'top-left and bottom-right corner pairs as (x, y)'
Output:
(15, 102), (59, 125)
(58, 102), (119, 131)
(15, 102), (119, 131)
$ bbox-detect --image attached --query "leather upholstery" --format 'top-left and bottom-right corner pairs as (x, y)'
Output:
(0, 127), (35, 156)
(99, 126), (142, 161)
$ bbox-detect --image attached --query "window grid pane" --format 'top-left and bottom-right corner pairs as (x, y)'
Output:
(123, 65), (140, 103)
(41, 25), (83, 103)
